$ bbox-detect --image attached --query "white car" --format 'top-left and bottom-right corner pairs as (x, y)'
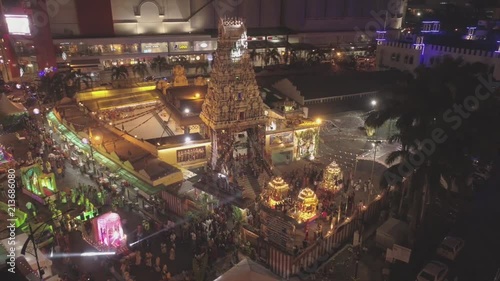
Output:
(436, 236), (465, 261)
(416, 260), (449, 281)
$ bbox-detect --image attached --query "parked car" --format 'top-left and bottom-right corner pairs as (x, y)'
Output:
(436, 236), (465, 261)
(416, 260), (449, 281)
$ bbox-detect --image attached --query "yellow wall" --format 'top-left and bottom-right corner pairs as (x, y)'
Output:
(76, 86), (157, 102)
(158, 141), (211, 166)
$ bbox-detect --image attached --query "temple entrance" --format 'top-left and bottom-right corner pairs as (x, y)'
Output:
(271, 150), (292, 165)
(233, 131), (248, 158)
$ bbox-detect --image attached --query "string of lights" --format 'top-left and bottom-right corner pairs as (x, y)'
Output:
(109, 104), (166, 126)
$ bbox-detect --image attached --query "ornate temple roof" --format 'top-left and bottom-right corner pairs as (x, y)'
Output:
(297, 188), (318, 204)
(268, 177), (290, 191)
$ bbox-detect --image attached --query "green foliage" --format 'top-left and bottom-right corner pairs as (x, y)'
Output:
(264, 48), (281, 66)
(365, 57), (500, 228)
(150, 56), (168, 75)
(232, 206), (243, 223)
(192, 253), (208, 281)
(111, 65), (129, 80)
(132, 62), (149, 78)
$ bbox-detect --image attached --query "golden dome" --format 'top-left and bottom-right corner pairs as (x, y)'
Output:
(326, 161), (341, 174)
(268, 177), (289, 191)
(297, 188), (318, 204)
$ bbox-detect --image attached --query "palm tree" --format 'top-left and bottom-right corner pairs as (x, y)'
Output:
(286, 49), (299, 65)
(365, 57), (498, 242)
(306, 49), (327, 65)
(65, 69), (92, 90)
(150, 56), (168, 75)
(111, 65), (129, 80)
(249, 49), (260, 66)
(194, 61), (209, 74)
(132, 62), (149, 79)
(39, 72), (65, 102)
(264, 48), (281, 66)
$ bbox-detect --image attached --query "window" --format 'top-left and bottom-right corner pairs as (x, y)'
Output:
(404, 56), (409, 64)
(396, 54), (401, 62)
(409, 56), (414, 64)
(419, 271), (435, 281)
(391, 53), (396, 61)
(237, 92), (243, 101)
(177, 147), (206, 163)
(430, 57), (434, 65)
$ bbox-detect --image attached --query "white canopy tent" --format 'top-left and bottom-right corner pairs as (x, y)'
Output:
(1, 233), (54, 278)
(214, 258), (280, 281)
(0, 94), (27, 116)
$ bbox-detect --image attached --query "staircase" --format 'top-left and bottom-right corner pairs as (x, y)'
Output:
(235, 175), (256, 201)
(152, 111), (175, 136)
(244, 167), (263, 195)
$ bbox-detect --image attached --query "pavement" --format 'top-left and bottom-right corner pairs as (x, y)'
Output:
(389, 155), (500, 281)
(0, 116), (195, 281)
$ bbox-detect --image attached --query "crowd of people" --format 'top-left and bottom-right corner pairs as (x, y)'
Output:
(98, 103), (159, 122)
(113, 202), (241, 281)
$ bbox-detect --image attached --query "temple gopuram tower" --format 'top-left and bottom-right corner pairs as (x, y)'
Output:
(200, 18), (266, 174)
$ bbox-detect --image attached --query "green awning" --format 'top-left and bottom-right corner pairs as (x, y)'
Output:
(47, 112), (158, 195)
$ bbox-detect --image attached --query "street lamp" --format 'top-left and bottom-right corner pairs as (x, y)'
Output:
(82, 137), (96, 174)
(354, 206), (367, 280)
(369, 141), (382, 195)
(21, 209), (74, 280)
(371, 99), (377, 107)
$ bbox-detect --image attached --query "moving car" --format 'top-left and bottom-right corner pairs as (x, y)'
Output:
(436, 236), (465, 261)
(416, 260), (449, 281)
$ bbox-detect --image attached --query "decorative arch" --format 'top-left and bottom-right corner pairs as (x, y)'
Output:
(134, 0), (164, 18)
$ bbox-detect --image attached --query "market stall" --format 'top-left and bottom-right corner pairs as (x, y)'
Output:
(20, 164), (57, 205)
(1, 233), (54, 279)
(82, 212), (127, 252)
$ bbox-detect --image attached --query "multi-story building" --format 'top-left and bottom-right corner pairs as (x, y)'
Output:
(1, 0), (406, 81)
(376, 19), (500, 79)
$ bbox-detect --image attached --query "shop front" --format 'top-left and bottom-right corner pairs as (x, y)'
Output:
(158, 141), (210, 167)
(267, 131), (294, 165)
(294, 128), (319, 160)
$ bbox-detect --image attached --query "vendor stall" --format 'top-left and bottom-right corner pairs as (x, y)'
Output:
(1, 233), (55, 279)
(0, 144), (14, 172)
(20, 164), (57, 205)
(83, 212), (127, 252)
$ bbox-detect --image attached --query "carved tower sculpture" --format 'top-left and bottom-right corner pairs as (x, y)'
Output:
(200, 18), (266, 174)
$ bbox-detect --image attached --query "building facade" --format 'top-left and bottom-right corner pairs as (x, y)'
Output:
(376, 40), (500, 79)
(2, 0), (407, 81)
(200, 18), (267, 173)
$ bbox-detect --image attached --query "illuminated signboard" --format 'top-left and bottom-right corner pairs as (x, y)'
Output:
(177, 146), (206, 163)
(141, 42), (169, 53)
(194, 41), (217, 51)
(169, 42), (191, 52)
(5, 15), (31, 35)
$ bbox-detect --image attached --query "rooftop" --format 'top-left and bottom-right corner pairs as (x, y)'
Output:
(422, 33), (499, 51)
(256, 70), (402, 99)
(146, 133), (208, 147)
(55, 103), (180, 182)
